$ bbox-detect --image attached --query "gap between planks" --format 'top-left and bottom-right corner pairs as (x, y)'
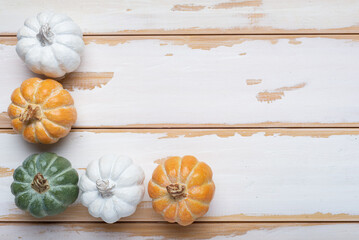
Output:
(1, 128), (359, 135)
(2, 33), (359, 37)
(1, 33), (359, 39)
(2, 126), (359, 130)
(3, 221), (359, 224)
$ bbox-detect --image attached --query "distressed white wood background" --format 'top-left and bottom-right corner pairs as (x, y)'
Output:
(1, 0), (359, 34)
(1, 0), (359, 239)
(1, 129), (359, 222)
(1, 36), (359, 127)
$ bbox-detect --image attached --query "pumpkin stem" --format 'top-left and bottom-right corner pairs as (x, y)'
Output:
(166, 183), (187, 200)
(37, 24), (54, 46)
(96, 179), (116, 198)
(19, 105), (41, 123)
(31, 173), (50, 194)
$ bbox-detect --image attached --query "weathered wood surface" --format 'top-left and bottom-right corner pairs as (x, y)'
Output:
(1, 1), (358, 238)
(1, 223), (359, 240)
(1, 0), (359, 34)
(1, 36), (359, 128)
(1, 129), (359, 222)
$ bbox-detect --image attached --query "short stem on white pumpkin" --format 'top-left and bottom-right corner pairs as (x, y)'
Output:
(19, 105), (41, 123)
(96, 179), (115, 198)
(37, 24), (54, 46)
(166, 183), (187, 200)
(31, 173), (50, 194)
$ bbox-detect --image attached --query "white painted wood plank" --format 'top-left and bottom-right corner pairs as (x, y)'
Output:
(1, 0), (359, 34)
(1, 36), (359, 127)
(1, 129), (359, 221)
(0, 223), (358, 240)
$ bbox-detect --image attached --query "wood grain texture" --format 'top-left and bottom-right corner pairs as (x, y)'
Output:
(1, 0), (359, 34)
(2, 1), (358, 238)
(1, 223), (359, 240)
(1, 36), (359, 128)
(1, 129), (359, 222)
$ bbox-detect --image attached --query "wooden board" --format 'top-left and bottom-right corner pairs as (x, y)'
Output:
(1, 35), (359, 128)
(1, 0), (359, 34)
(1, 223), (359, 239)
(1, 1), (358, 238)
(1, 129), (359, 222)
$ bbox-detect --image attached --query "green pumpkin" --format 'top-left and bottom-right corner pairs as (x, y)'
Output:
(11, 152), (79, 218)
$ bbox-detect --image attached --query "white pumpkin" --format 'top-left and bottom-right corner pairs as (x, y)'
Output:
(16, 12), (84, 78)
(79, 154), (145, 223)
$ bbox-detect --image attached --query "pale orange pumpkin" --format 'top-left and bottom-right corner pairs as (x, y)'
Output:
(8, 78), (77, 144)
(148, 156), (215, 226)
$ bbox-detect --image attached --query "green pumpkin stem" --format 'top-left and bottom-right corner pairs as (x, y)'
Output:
(166, 183), (187, 200)
(31, 173), (50, 194)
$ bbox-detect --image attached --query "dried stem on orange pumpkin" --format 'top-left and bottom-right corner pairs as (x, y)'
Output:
(166, 183), (187, 200)
(19, 105), (41, 123)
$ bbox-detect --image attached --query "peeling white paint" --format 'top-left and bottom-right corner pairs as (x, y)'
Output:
(0, 131), (359, 219)
(236, 224), (359, 240)
(0, 0), (359, 33)
(1, 37), (359, 126)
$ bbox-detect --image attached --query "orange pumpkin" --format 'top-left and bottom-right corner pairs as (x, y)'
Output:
(8, 78), (77, 144)
(148, 155), (215, 226)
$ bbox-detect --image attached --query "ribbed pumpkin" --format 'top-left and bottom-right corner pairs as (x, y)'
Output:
(8, 78), (77, 144)
(16, 12), (84, 78)
(148, 156), (215, 226)
(11, 153), (79, 218)
(79, 154), (145, 223)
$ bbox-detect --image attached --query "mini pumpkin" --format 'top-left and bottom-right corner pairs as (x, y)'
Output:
(79, 154), (145, 223)
(8, 78), (77, 144)
(148, 155), (215, 226)
(16, 12), (84, 78)
(11, 152), (79, 218)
